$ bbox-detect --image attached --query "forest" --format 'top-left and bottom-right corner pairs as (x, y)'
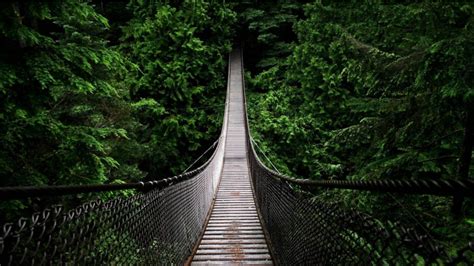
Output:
(0, 0), (472, 259)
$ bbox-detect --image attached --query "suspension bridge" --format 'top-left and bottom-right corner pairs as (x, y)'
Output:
(0, 49), (473, 265)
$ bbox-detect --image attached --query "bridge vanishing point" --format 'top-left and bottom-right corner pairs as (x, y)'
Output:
(0, 49), (473, 265)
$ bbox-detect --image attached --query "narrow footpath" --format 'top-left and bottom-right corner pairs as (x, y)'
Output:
(191, 50), (272, 265)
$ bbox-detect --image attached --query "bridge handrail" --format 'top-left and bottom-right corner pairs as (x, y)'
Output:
(241, 50), (473, 199)
(247, 157), (474, 197)
(0, 48), (233, 201)
(0, 51), (233, 265)
(0, 158), (210, 200)
(241, 48), (473, 264)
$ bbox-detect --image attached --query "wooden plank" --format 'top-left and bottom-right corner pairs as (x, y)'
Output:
(206, 223), (261, 227)
(212, 206), (255, 209)
(206, 222), (261, 226)
(191, 261), (272, 265)
(215, 196), (253, 198)
(217, 191), (253, 193)
(196, 249), (269, 255)
(208, 218), (260, 222)
(211, 211), (258, 214)
(211, 212), (258, 215)
(193, 254), (272, 261)
(215, 196), (254, 201)
(218, 189), (252, 190)
(215, 198), (254, 200)
(217, 190), (252, 191)
(199, 239), (267, 245)
(206, 227), (262, 231)
(213, 202), (255, 204)
(214, 200), (255, 202)
(212, 210), (257, 214)
(201, 234), (266, 239)
(208, 217), (259, 220)
(218, 186), (252, 188)
(212, 208), (256, 211)
(192, 50), (272, 265)
(211, 213), (258, 216)
(217, 191), (253, 192)
(215, 198), (254, 201)
(218, 186), (252, 187)
(204, 230), (264, 235)
(212, 206), (255, 208)
(212, 206), (256, 208)
(214, 199), (254, 202)
(217, 194), (254, 197)
(215, 202), (255, 204)
(215, 198), (255, 200)
(213, 202), (255, 205)
(198, 244), (269, 249)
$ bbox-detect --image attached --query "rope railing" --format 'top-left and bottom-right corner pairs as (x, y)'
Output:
(247, 150), (474, 264)
(0, 165), (207, 201)
(0, 152), (223, 264)
(252, 148), (474, 198)
(0, 136), (221, 201)
(0, 53), (232, 265)
(0, 140), (225, 264)
(250, 135), (474, 198)
(0, 48), (473, 265)
(239, 48), (474, 264)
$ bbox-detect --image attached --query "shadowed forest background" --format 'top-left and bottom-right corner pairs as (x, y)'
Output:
(0, 0), (472, 255)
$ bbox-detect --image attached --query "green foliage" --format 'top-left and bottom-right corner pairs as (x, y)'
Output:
(1, 0), (471, 256)
(245, 0), (473, 251)
(235, 0), (305, 71)
(121, 0), (236, 176)
(0, 1), (136, 188)
(0, 0), (236, 220)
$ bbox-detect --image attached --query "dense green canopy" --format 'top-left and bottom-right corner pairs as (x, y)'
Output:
(242, 0), (473, 253)
(0, 0), (235, 219)
(0, 0), (472, 255)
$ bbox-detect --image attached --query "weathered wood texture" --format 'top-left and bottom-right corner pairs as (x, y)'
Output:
(191, 50), (272, 265)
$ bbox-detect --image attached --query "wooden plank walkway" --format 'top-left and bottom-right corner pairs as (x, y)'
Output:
(191, 50), (272, 265)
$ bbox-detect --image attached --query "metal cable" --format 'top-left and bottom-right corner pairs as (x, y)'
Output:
(239, 47), (474, 264)
(182, 137), (220, 174)
(0, 48), (233, 265)
(0, 155), (223, 264)
(250, 137), (281, 174)
(0, 49), (473, 265)
(0, 161), (208, 200)
(257, 171), (474, 197)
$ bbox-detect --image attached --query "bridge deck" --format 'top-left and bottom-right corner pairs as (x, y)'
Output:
(191, 50), (272, 265)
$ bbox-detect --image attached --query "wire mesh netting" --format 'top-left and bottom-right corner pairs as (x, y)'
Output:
(0, 49), (234, 266)
(0, 137), (225, 265)
(248, 148), (474, 265)
(1, 49), (473, 265)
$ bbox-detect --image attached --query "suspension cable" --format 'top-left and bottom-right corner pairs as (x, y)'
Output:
(250, 137), (281, 174)
(0, 156), (212, 200)
(254, 161), (474, 198)
(182, 137), (220, 173)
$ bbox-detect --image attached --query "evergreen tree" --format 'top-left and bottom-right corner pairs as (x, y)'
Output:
(244, 1), (473, 251)
(121, 0), (236, 177)
(0, 1), (144, 218)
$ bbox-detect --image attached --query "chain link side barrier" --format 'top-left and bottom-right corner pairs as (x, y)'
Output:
(247, 149), (474, 264)
(0, 138), (225, 265)
(238, 46), (474, 265)
(0, 51), (232, 264)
